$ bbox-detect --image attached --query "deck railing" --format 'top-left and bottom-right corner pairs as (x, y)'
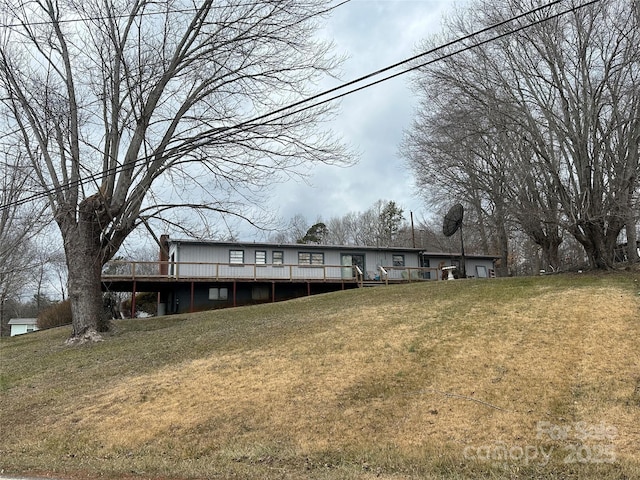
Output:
(102, 260), (441, 283)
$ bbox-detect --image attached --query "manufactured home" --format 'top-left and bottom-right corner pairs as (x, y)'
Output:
(102, 237), (496, 315)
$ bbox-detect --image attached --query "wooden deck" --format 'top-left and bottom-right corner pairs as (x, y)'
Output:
(102, 260), (441, 287)
(100, 260), (448, 316)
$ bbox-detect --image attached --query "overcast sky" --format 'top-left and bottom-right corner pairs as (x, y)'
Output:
(243, 0), (468, 241)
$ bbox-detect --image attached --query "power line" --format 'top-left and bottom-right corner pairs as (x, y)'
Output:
(1, 0), (602, 212)
(266, 0), (604, 121)
(198, 0), (600, 142)
(0, 0), (351, 29)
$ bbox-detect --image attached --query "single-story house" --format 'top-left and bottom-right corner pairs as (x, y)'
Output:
(8, 318), (39, 336)
(101, 237), (498, 315)
(150, 238), (497, 313)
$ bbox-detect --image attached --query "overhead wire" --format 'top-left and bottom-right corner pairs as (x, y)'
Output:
(0, 0), (352, 29)
(207, 0), (602, 139)
(1, 0), (602, 211)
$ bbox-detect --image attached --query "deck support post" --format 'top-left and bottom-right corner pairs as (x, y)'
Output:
(272, 282), (276, 303)
(131, 280), (137, 318)
(190, 282), (195, 313)
(233, 281), (237, 307)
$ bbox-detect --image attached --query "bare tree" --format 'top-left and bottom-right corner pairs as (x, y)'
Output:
(0, 154), (47, 335)
(279, 199), (408, 247)
(500, 0), (640, 268)
(369, 200), (405, 247)
(404, 0), (640, 270)
(0, 0), (350, 342)
(325, 214), (351, 245)
(269, 213), (310, 244)
(401, 77), (514, 273)
(47, 250), (68, 301)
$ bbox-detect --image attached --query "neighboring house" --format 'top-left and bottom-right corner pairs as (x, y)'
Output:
(102, 237), (497, 315)
(8, 318), (39, 336)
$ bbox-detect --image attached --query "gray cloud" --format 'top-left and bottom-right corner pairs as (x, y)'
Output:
(256, 1), (463, 235)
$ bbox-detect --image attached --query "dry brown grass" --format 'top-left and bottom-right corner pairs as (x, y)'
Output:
(1, 273), (639, 479)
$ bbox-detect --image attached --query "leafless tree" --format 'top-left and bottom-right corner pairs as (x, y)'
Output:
(325, 214), (351, 245)
(47, 251), (68, 301)
(269, 214), (311, 244)
(401, 73), (514, 273)
(278, 199), (408, 247)
(0, 153), (47, 334)
(404, 0), (640, 270)
(0, 0), (351, 342)
(501, 0), (640, 268)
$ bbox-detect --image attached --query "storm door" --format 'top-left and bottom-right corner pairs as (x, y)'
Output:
(341, 254), (365, 279)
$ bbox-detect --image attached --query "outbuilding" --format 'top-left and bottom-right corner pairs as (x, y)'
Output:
(8, 318), (39, 336)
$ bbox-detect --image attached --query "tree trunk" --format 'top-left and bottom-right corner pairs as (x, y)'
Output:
(582, 230), (613, 270)
(61, 198), (111, 343)
(66, 251), (107, 341)
(626, 190), (639, 264)
(496, 220), (510, 277)
(541, 242), (556, 272)
(627, 227), (639, 264)
(541, 230), (562, 272)
(585, 247), (611, 270)
(491, 199), (510, 277)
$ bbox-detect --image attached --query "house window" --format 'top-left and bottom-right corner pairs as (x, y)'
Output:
(209, 287), (228, 300)
(298, 252), (324, 265)
(392, 255), (405, 267)
(272, 251), (284, 265)
(255, 251), (267, 265)
(229, 250), (244, 264)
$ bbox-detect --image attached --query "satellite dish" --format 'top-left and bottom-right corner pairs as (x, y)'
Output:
(442, 203), (466, 278)
(443, 203), (464, 237)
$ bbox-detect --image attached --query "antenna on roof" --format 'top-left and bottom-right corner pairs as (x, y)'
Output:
(443, 203), (466, 278)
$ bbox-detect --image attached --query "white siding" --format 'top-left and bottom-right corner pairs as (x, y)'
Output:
(10, 324), (39, 336)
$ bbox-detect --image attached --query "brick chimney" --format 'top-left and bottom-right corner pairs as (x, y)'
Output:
(159, 234), (169, 275)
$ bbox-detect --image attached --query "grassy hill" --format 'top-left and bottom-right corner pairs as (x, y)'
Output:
(1, 272), (639, 480)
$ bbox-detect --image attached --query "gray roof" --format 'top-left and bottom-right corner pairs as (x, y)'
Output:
(169, 237), (423, 252)
(167, 238), (499, 260)
(8, 318), (38, 326)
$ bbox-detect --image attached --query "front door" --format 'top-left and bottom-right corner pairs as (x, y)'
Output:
(420, 255), (431, 279)
(341, 254), (365, 279)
